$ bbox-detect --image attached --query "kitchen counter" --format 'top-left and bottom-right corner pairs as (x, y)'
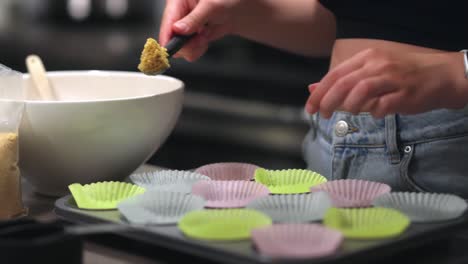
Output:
(23, 164), (163, 264)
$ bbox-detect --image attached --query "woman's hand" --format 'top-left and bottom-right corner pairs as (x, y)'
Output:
(159, 0), (243, 61)
(159, 0), (336, 61)
(305, 48), (468, 118)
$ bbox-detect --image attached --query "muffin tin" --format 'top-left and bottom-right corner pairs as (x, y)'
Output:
(56, 165), (468, 264)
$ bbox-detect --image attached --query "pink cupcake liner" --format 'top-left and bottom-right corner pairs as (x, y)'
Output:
(192, 180), (270, 208)
(251, 224), (343, 259)
(194, 162), (260, 181)
(310, 179), (391, 208)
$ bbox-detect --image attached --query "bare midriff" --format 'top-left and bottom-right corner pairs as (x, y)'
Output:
(330, 38), (447, 69)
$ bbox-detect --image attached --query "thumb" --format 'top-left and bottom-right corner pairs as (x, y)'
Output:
(173, 2), (215, 35)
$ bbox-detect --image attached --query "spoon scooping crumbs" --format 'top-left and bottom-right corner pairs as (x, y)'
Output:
(138, 34), (194, 75)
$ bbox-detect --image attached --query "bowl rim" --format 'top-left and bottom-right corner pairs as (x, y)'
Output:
(22, 70), (184, 104)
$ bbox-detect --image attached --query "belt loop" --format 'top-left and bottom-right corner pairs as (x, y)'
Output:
(307, 112), (318, 140)
(385, 114), (400, 164)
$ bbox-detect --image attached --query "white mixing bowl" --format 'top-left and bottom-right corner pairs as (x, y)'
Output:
(19, 71), (184, 196)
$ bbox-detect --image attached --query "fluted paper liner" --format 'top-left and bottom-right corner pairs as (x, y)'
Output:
(310, 179), (391, 208)
(246, 192), (332, 222)
(68, 181), (145, 210)
(149, 182), (195, 194)
(118, 190), (205, 225)
(178, 209), (272, 240)
(251, 224), (343, 259)
(130, 170), (210, 193)
(192, 180), (270, 208)
(194, 162), (260, 181)
(323, 207), (410, 239)
(254, 168), (327, 194)
(372, 192), (467, 223)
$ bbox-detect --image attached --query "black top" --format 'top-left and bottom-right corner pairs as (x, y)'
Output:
(319, 0), (468, 51)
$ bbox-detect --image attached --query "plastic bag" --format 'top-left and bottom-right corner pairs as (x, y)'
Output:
(0, 64), (27, 219)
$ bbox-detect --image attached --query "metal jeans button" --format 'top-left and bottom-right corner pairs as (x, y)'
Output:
(335, 120), (349, 137)
(404, 146), (412, 153)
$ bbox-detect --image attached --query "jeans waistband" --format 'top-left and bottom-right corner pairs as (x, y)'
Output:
(310, 108), (468, 146)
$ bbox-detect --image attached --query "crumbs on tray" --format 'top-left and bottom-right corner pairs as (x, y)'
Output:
(138, 38), (170, 75)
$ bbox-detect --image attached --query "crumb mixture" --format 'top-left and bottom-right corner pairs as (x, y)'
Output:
(138, 38), (170, 75)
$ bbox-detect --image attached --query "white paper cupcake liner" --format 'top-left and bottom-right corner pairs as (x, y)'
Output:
(310, 179), (391, 208)
(251, 224), (343, 259)
(148, 182), (194, 194)
(194, 162), (260, 181)
(117, 190), (206, 225)
(372, 192), (468, 223)
(192, 180), (270, 208)
(130, 170), (211, 192)
(246, 192), (332, 222)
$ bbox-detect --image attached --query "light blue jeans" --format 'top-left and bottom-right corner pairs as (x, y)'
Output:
(302, 108), (468, 198)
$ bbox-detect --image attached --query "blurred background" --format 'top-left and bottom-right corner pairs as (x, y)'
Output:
(1, 0), (330, 170)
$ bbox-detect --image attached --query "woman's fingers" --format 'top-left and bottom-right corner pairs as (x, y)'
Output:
(167, 0), (231, 60)
(370, 92), (403, 118)
(174, 34), (210, 61)
(307, 50), (370, 114)
(173, 0), (221, 35)
(341, 77), (396, 114)
(308, 83), (319, 93)
(305, 83), (319, 114)
(159, 0), (189, 46)
(202, 24), (231, 42)
(318, 67), (372, 118)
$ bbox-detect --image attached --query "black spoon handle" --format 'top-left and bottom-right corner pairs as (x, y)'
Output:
(165, 34), (196, 57)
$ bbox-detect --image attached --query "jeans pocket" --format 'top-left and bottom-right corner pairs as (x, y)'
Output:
(400, 134), (468, 198)
(400, 144), (426, 192)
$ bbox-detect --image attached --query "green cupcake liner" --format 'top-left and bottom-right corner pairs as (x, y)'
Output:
(254, 168), (327, 194)
(178, 209), (272, 241)
(323, 207), (410, 239)
(69, 181), (145, 210)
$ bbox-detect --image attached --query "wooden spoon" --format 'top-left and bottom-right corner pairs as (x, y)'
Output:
(25, 54), (56, 100)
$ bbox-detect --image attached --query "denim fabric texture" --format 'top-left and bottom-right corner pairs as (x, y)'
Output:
(302, 108), (468, 198)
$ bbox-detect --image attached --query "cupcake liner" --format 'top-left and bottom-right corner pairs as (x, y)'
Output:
(254, 168), (327, 194)
(68, 182), (145, 210)
(251, 224), (343, 259)
(194, 162), (260, 181)
(246, 192), (332, 222)
(178, 209), (272, 240)
(192, 180), (270, 208)
(117, 190), (205, 225)
(323, 207), (410, 239)
(149, 182), (194, 194)
(372, 192), (468, 223)
(130, 170), (210, 192)
(310, 179), (391, 208)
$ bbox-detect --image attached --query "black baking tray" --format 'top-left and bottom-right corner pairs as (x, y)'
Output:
(54, 195), (468, 264)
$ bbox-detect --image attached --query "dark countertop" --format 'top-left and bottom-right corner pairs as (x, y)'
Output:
(23, 164), (163, 264)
